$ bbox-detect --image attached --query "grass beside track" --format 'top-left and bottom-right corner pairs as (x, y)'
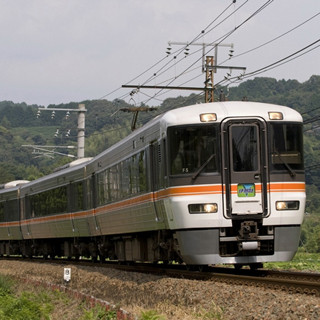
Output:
(264, 251), (320, 272)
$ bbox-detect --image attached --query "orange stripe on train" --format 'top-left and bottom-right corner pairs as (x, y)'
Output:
(0, 182), (305, 227)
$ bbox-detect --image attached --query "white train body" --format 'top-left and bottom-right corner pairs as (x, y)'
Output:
(0, 101), (305, 266)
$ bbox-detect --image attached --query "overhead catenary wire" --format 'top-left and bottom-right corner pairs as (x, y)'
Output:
(98, 0), (318, 130)
(100, 0), (319, 110)
(101, 1), (274, 107)
(216, 38), (320, 88)
(128, 0), (243, 90)
(138, 0), (274, 105)
(139, 2), (318, 106)
(219, 11), (320, 65)
(98, 0), (239, 102)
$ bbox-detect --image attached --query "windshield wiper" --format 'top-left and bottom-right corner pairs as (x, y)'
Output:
(192, 153), (216, 180)
(274, 149), (296, 177)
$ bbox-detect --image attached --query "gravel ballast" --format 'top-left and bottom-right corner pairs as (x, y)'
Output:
(0, 260), (319, 319)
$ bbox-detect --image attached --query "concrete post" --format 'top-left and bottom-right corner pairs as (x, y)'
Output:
(77, 104), (85, 159)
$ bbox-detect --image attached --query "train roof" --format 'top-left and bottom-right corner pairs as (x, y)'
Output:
(159, 101), (303, 127)
(20, 158), (90, 194)
(88, 101), (303, 167)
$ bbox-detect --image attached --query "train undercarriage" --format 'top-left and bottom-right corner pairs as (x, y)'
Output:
(0, 221), (300, 271)
(0, 230), (181, 264)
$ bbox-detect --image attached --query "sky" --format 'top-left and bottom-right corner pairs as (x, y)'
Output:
(0, 0), (319, 107)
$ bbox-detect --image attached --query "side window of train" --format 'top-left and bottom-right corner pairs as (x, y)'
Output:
(5, 199), (19, 221)
(131, 154), (139, 194)
(29, 186), (68, 217)
(0, 201), (4, 222)
(139, 150), (147, 192)
(120, 159), (131, 198)
(168, 125), (219, 175)
(70, 181), (84, 212)
(160, 138), (167, 188)
(95, 151), (149, 207)
(86, 177), (93, 209)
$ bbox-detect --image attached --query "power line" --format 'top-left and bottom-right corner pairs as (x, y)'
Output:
(219, 11), (320, 65)
(138, 0), (274, 104)
(304, 124), (320, 133)
(302, 105), (320, 116)
(98, 1), (238, 102)
(129, 1), (240, 90)
(216, 38), (320, 88)
(102, 0), (263, 106)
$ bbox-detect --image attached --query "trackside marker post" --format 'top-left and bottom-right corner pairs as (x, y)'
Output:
(64, 268), (71, 283)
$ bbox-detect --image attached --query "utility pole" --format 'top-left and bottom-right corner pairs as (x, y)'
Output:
(35, 103), (87, 159)
(77, 103), (86, 159)
(205, 56), (215, 103)
(167, 41), (233, 73)
(122, 41), (246, 103)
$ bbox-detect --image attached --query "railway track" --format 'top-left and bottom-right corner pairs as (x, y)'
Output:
(113, 264), (320, 296)
(3, 256), (320, 296)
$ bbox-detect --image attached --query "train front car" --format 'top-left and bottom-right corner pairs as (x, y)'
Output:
(163, 101), (305, 267)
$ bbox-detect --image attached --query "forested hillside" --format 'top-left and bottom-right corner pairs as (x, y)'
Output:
(1, 75), (320, 250)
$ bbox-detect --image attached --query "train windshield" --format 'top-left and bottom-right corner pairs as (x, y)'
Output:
(168, 125), (219, 175)
(270, 123), (304, 171)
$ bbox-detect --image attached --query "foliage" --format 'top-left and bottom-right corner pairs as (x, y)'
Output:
(264, 250), (320, 271)
(80, 304), (117, 320)
(0, 275), (122, 320)
(0, 276), (53, 320)
(0, 275), (13, 296)
(139, 310), (166, 320)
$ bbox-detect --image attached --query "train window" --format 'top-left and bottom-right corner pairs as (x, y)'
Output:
(95, 150), (149, 207)
(5, 199), (19, 221)
(120, 160), (130, 198)
(29, 186), (68, 217)
(168, 125), (219, 175)
(97, 168), (109, 205)
(73, 182), (84, 211)
(270, 123), (303, 171)
(110, 164), (120, 200)
(0, 202), (4, 222)
(130, 154), (139, 194)
(86, 178), (93, 209)
(139, 150), (147, 191)
(231, 125), (258, 172)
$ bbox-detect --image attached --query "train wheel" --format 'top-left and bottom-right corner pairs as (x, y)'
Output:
(234, 264), (243, 270)
(186, 265), (204, 272)
(249, 263), (263, 270)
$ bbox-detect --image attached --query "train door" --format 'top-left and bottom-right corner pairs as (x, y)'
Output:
(221, 118), (268, 217)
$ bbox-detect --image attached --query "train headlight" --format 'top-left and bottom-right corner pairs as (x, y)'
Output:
(276, 201), (299, 210)
(200, 113), (217, 122)
(268, 112), (283, 120)
(188, 203), (218, 214)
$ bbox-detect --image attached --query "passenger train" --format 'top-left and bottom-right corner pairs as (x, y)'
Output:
(0, 101), (305, 268)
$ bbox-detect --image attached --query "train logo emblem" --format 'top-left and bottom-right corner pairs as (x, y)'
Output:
(237, 184), (255, 197)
